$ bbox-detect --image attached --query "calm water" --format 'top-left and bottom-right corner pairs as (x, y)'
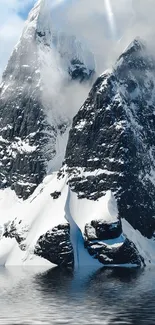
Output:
(0, 266), (155, 325)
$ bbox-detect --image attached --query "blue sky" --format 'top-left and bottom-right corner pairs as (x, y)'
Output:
(18, 1), (35, 19)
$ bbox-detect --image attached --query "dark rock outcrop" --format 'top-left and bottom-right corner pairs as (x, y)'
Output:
(50, 191), (61, 199)
(85, 220), (122, 241)
(34, 223), (74, 268)
(85, 238), (143, 267)
(64, 38), (155, 239)
(52, 31), (95, 83)
(69, 59), (94, 82)
(3, 220), (28, 251)
(84, 218), (143, 267)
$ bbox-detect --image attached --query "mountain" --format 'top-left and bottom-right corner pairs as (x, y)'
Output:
(0, 0), (155, 268)
(0, 0), (95, 199)
(3, 33), (155, 267)
(64, 38), (155, 239)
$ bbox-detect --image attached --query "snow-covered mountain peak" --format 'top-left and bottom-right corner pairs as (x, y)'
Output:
(21, 0), (52, 46)
(26, 0), (49, 27)
(1, 0), (53, 84)
(27, 0), (44, 23)
(121, 37), (146, 56)
(115, 37), (152, 73)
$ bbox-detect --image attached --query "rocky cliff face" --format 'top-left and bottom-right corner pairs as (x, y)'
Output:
(64, 38), (155, 239)
(34, 223), (74, 268)
(0, 0), (95, 199)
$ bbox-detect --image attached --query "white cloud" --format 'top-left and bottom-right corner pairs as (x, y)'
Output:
(53, 0), (155, 74)
(52, 0), (134, 74)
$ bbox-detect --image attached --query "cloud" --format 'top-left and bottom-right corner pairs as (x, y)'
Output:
(52, 0), (155, 74)
(121, 0), (155, 41)
(51, 0), (134, 74)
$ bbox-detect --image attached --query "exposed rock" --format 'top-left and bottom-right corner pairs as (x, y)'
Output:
(50, 191), (61, 199)
(52, 31), (95, 83)
(34, 223), (74, 268)
(69, 59), (94, 82)
(3, 220), (28, 251)
(85, 219), (122, 241)
(85, 238), (144, 267)
(84, 217), (144, 267)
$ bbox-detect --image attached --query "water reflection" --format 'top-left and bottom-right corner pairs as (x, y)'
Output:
(0, 266), (154, 324)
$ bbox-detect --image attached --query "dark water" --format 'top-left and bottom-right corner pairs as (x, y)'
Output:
(0, 266), (155, 325)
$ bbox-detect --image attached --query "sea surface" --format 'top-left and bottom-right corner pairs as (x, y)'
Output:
(0, 266), (155, 325)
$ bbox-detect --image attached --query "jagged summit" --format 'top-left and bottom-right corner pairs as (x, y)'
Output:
(26, 0), (49, 25)
(25, 0), (52, 45)
(2, 0), (52, 83)
(115, 37), (155, 76)
(121, 37), (146, 57)
(26, 0), (46, 24)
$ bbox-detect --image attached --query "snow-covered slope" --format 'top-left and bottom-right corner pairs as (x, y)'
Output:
(0, 0), (95, 199)
(0, 174), (143, 268)
(0, 174), (72, 267)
